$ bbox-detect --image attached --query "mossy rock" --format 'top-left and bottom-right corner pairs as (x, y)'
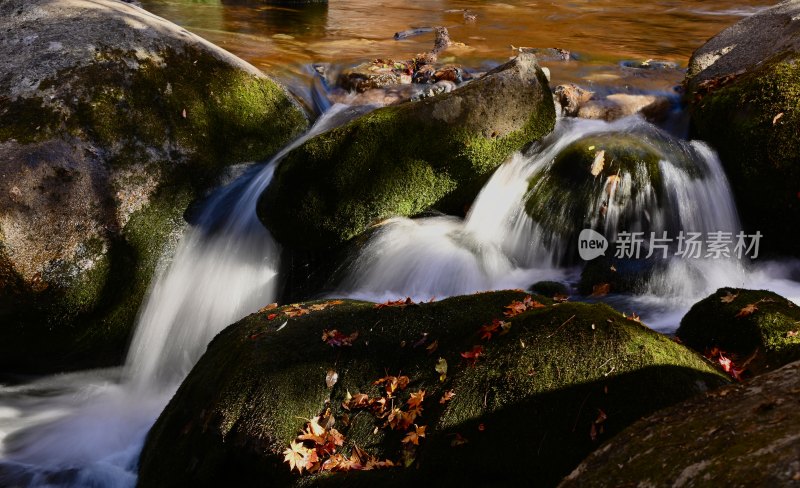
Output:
(137, 291), (728, 488)
(529, 280), (570, 298)
(525, 132), (665, 259)
(561, 360), (800, 487)
(0, 0), (308, 372)
(578, 255), (665, 295)
(677, 288), (800, 374)
(686, 2), (800, 256)
(257, 53), (556, 251)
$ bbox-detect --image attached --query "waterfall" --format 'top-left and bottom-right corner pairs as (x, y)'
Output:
(335, 116), (799, 329)
(0, 104), (355, 487)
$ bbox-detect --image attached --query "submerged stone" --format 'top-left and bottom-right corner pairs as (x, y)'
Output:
(685, 1), (800, 256)
(561, 360), (800, 487)
(0, 0), (308, 372)
(137, 291), (727, 488)
(258, 53), (556, 251)
(677, 288), (800, 375)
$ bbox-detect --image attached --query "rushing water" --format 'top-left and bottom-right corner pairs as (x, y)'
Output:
(3, 2), (800, 487)
(337, 116), (800, 330)
(0, 105), (355, 487)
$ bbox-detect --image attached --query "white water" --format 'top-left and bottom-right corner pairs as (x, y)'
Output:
(0, 104), (354, 488)
(2, 111), (800, 488)
(337, 116), (800, 329)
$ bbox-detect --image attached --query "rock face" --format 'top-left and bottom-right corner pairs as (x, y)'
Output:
(560, 359), (800, 487)
(137, 291), (727, 488)
(0, 0), (308, 371)
(258, 53), (556, 251)
(686, 1), (800, 255)
(677, 288), (800, 375)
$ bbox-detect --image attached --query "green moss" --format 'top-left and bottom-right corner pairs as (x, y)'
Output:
(0, 95), (63, 144)
(258, 61), (555, 251)
(689, 55), (800, 255)
(677, 288), (800, 373)
(138, 291), (727, 488)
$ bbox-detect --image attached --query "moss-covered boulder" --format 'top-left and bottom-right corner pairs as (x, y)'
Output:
(137, 291), (728, 488)
(686, 2), (800, 256)
(561, 359), (800, 487)
(677, 288), (800, 375)
(525, 132), (666, 258)
(0, 0), (308, 372)
(257, 53), (556, 251)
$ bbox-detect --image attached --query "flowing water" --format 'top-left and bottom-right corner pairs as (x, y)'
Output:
(3, 1), (800, 487)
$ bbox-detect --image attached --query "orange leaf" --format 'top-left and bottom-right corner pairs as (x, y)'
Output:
(440, 390), (455, 404)
(402, 425), (427, 445)
(735, 303), (758, 318)
(590, 283), (610, 297)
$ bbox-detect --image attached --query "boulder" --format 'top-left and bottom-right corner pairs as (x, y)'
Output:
(561, 359), (800, 487)
(677, 288), (800, 375)
(525, 132), (666, 259)
(137, 291), (728, 488)
(0, 0), (308, 372)
(685, 1), (800, 255)
(258, 53), (556, 251)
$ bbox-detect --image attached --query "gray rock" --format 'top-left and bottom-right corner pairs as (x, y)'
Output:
(685, 1), (800, 256)
(560, 360), (800, 487)
(0, 0), (308, 372)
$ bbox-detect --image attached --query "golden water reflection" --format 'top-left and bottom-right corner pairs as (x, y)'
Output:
(139, 0), (772, 93)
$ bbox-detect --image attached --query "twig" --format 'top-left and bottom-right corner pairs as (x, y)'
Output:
(547, 314), (576, 339)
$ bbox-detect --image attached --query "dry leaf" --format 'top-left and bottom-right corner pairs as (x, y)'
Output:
(735, 303), (759, 318)
(720, 291), (739, 303)
(435, 357), (448, 382)
(325, 370), (339, 389)
(590, 283), (610, 297)
(402, 425), (427, 445)
(590, 150), (605, 176)
(440, 390), (456, 404)
(773, 112), (784, 125)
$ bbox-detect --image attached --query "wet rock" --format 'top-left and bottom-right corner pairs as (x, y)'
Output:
(561, 360), (800, 488)
(578, 256), (664, 296)
(137, 291), (727, 488)
(525, 132), (667, 257)
(554, 84), (595, 117)
(0, 0), (308, 372)
(554, 84), (671, 122)
(677, 288), (800, 376)
(338, 60), (412, 93)
(516, 47), (572, 62)
(577, 93), (671, 122)
(621, 59), (679, 70)
(685, 2), (800, 256)
(258, 53), (556, 251)
(529, 280), (570, 298)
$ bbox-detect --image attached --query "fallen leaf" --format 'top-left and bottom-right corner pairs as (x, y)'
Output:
(440, 390), (456, 404)
(285, 305), (309, 318)
(773, 112), (784, 125)
(735, 303), (759, 318)
(374, 297), (415, 309)
(283, 440), (317, 474)
(590, 150), (605, 176)
(435, 357), (448, 381)
(407, 390), (426, 410)
(322, 329), (359, 347)
(450, 433), (469, 447)
(402, 425), (427, 445)
(504, 295), (546, 317)
(325, 370), (339, 389)
(720, 291), (739, 303)
(426, 339), (439, 355)
(267, 313), (279, 321)
(461, 345), (484, 366)
(259, 303), (278, 313)
(181, 108), (187, 119)
(590, 283), (610, 297)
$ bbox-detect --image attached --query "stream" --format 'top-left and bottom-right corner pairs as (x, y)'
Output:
(2, 1), (800, 487)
